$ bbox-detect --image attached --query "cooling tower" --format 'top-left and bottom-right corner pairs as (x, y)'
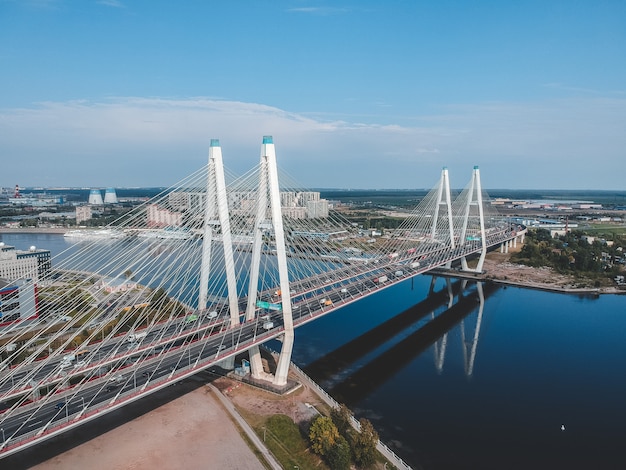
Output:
(88, 189), (104, 205)
(104, 187), (118, 204)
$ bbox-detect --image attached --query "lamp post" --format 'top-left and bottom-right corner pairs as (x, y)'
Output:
(1, 427), (5, 444)
(80, 396), (85, 411)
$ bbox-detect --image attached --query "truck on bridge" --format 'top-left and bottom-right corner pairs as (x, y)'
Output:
(127, 331), (148, 343)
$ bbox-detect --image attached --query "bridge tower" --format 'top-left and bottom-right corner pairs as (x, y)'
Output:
(199, 139), (240, 337)
(244, 136), (294, 386)
(430, 167), (456, 267)
(459, 166), (488, 273)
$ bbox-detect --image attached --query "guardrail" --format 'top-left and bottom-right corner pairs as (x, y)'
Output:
(264, 348), (413, 470)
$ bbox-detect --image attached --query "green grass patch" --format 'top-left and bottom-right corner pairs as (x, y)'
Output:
(257, 414), (328, 470)
(584, 225), (626, 236)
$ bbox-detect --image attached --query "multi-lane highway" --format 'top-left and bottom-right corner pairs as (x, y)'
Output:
(0, 225), (518, 455)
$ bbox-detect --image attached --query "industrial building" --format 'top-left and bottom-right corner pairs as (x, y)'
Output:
(103, 187), (118, 204)
(88, 189), (104, 205)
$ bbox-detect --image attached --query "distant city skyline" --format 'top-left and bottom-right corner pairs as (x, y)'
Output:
(1, 1), (625, 190)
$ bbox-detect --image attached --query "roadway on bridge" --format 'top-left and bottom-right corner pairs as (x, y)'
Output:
(1, 227), (517, 456)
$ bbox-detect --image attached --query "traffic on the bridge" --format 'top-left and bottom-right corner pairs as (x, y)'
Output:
(0, 139), (524, 459)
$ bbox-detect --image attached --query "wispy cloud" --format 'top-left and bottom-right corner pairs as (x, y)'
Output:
(0, 97), (624, 189)
(287, 6), (349, 15)
(96, 0), (125, 8)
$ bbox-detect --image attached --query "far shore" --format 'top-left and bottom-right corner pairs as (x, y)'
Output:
(2, 226), (624, 295)
(0, 227), (68, 234)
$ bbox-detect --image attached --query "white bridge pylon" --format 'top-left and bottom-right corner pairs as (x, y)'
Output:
(199, 138), (493, 386)
(425, 164), (490, 272)
(244, 136), (294, 385)
(198, 139), (240, 369)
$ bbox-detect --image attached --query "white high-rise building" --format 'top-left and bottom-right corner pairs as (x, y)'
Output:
(306, 199), (329, 218)
(299, 192), (320, 205)
(280, 192), (297, 208)
(0, 243), (51, 283)
(147, 204), (182, 227)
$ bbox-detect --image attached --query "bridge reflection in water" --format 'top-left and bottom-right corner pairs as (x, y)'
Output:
(303, 279), (491, 405)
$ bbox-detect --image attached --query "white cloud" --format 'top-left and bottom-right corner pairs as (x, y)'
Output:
(287, 7), (349, 15)
(96, 0), (125, 8)
(0, 96), (624, 189)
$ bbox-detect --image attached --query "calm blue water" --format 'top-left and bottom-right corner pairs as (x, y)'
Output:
(3, 233), (626, 469)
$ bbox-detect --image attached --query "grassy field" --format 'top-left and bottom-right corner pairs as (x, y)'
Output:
(583, 223), (626, 236)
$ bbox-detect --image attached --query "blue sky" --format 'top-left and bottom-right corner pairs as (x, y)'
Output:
(1, 1), (625, 190)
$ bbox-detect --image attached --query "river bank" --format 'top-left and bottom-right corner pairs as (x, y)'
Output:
(2, 227), (623, 295)
(481, 250), (626, 295)
(0, 227), (68, 234)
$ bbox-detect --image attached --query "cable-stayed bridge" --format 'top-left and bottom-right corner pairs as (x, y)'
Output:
(0, 136), (524, 457)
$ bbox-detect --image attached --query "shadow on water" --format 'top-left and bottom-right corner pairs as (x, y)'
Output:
(304, 279), (466, 382)
(329, 281), (499, 405)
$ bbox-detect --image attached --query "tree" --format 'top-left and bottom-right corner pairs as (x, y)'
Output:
(327, 434), (351, 470)
(352, 418), (379, 468)
(309, 416), (339, 456)
(330, 403), (353, 436)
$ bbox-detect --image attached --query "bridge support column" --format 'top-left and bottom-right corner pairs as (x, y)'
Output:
(431, 167), (456, 261)
(263, 136), (295, 387)
(459, 166), (487, 273)
(199, 140), (240, 371)
(428, 276), (438, 295)
(244, 136), (294, 386)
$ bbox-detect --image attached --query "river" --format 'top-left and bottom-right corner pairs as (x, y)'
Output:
(2, 232), (626, 469)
